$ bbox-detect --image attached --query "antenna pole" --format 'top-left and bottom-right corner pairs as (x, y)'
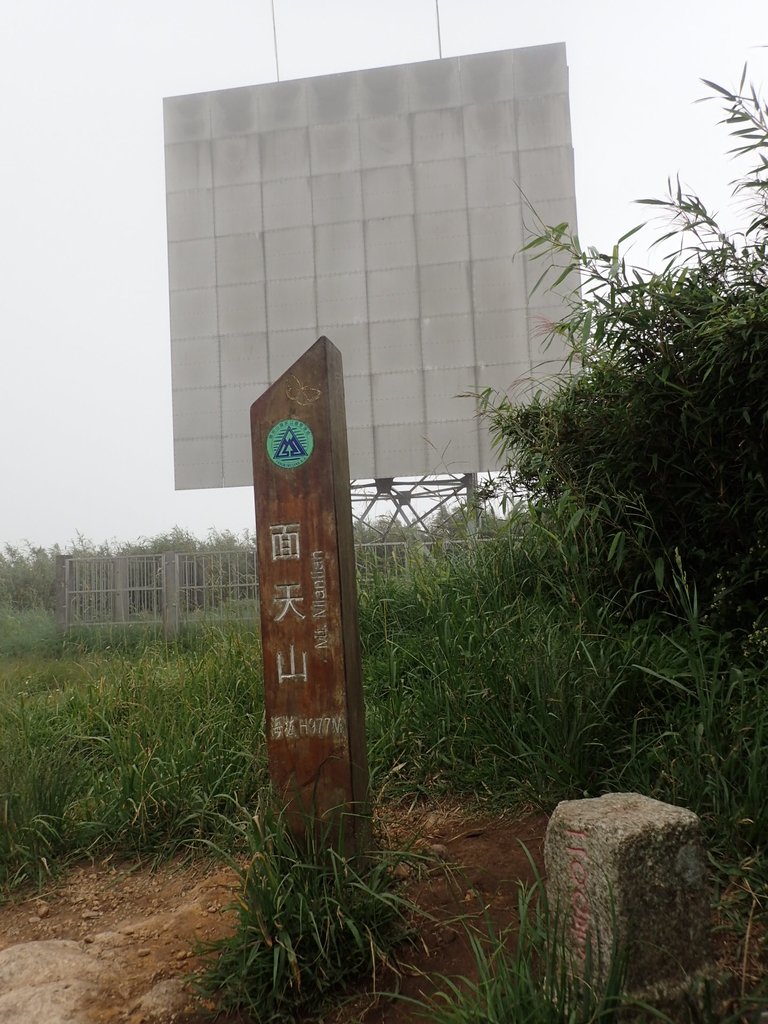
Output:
(435, 0), (443, 58)
(271, 0), (281, 81)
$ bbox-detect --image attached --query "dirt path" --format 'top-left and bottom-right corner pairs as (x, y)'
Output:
(0, 807), (547, 1024)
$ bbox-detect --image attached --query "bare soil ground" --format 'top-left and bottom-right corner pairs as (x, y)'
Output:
(0, 805), (548, 1023)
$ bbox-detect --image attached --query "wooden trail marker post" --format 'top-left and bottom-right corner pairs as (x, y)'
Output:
(250, 337), (369, 849)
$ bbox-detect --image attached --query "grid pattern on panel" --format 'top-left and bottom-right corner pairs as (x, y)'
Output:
(164, 43), (577, 488)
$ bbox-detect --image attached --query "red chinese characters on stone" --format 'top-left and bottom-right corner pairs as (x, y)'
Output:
(565, 829), (591, 963)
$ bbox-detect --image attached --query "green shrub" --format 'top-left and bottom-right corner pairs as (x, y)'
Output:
(418, 873), (631, 1024)
(194, 804), (416, 1022)
(482, 74), (768, 636)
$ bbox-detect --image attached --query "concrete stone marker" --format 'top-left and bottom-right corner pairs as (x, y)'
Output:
(545, 793), (710, 1002)
(250, 337), (368, 849)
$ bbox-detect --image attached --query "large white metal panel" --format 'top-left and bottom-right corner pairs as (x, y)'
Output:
(329, 324), (371, 378)
(166, 190), (214, 242)
(219, 333), (269, 386)
(261, 128), (310, 181)
(269, 329), (317, 375)
(213, 184), (262, 236)
(262, 177), (313, 230)
(516, 93), (572, 150)
(163, 93), (210, 145)
(344, 375), (376, 428)
(463, 100), (517, 155)
(211, 86), (260, 137)
(310, 121), (361, 175)
(173, 388), (221, 440)
(365, 216), (417, 271)
(467, 152), (519, 208)
(375, 424), (429, 477)
(266, 277), (315, 331)
(171, 338), (221, 390)
(360, 116), (412, 169)
(413, 108), (464, 162)
(513, 43), (569, 96)
(414, 159), (466, 213)
(308, 73), (359, 124)
(357, 65), (409, 118)
(219, 284), (268, 335)
(416, 210), (470, 265)
(211, 136), (261, 187)
(424, 419), (482, 468)
(316, 271), (368, 325)
(459, 51), (516, 104)
(425, 367), (478, 423)
(407, 59), (461, 110)
(472, 257), (528, 313)
(372, 371), (425, 424)
(164, 43), (578, 488)
(420, 262), (472, 317)
(361, 166), (415, 218)
(223, 432), (256, 488)
(370, 319), (421, 374)
(257, 80), (308, 131)
(169, 288), (218, 339)
(216, 235), (265, 286)
(315, 222), (365, 275)
(475, 309), (530, 366)
(264, 226), (315, 280)
(168, 239), (216, 291)
(469, 203), (524, 260)
(165, 142), (212, 192)
(367, 267), (420, 322)
(518, 146), (575, 203)
(174, 437), (224, 489)
(421, 314), (474, 369)
(348, 425), (377, 470)
(312, 172), (364, 224)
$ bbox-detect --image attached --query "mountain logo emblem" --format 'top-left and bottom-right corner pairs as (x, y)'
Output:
(267, 419), (314, 469)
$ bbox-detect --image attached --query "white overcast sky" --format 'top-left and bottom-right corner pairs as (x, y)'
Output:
(1, 1), (766, 550)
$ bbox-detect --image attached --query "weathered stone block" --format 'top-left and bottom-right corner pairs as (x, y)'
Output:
(545, 793), (710, 996)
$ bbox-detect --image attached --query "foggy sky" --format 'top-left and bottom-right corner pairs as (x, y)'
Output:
(1, 0), (766, 549)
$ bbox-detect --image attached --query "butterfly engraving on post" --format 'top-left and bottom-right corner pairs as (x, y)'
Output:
(286, 374), (322, 406)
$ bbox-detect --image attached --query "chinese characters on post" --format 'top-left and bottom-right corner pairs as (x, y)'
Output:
(251, 338), (369, 849)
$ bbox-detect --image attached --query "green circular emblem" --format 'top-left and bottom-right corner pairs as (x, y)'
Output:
(267, 419), (314, 469)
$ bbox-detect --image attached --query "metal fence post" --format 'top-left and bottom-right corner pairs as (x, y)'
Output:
(162, 553), (179, 640)
(114, 556), (129, 623)
(55, 555), (69, 631)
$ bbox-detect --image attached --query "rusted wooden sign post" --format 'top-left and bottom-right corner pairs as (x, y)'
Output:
(250, 337), (369, 848)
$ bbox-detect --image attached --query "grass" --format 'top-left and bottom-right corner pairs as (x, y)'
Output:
(0, 625), (266, 888)
(0, 514), (766, 1017)
(0, 607), (61, 659)
(359, 532), (768, 890)
(413, 875), (634, 1024)
(194, 801), (419, 1023)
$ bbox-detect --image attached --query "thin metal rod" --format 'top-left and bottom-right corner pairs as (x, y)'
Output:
(435, 0), (443, 58)
(271, 0), (280, 81)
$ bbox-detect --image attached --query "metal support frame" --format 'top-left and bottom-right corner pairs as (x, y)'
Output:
(350, 473), (477, 539)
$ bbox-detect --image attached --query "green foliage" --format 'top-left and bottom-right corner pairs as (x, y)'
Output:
(359, 527), (768, 894)
(0, 529), (766, 1008)
(0, 608), (60, 658)
(194, 804), (416, 1023)
(418, 870), (761, 1023)
(0, 544), (60, 612)
(0, 626), (265, 889)
(0, 529), (257, 613)
(481, 74), (768, 636)
(417, 875), (632, 1024)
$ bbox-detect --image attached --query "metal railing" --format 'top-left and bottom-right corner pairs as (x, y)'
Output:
(56, 541), (478, 634)
(56, 551), (259, 636)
